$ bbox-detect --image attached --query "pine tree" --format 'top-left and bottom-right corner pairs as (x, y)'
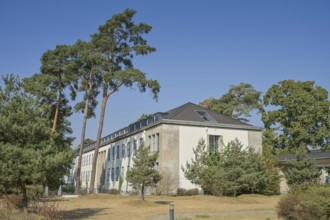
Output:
(0, 74), (74, 211)
(200, 83), (263, 122)
(88, 9), (160, 193)
(126, 144), (161, 200)
(182, 139), (224, 196)
(261, 144), (281, 195)
(285, 150), (321, 186)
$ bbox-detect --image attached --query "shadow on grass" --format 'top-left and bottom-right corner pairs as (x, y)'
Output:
(154, 201), (173, 205)
(59, 208), (106, 219)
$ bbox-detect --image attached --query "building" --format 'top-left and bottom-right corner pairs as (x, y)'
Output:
(278, 151), (330, 193)
(69, 102), (263, 193)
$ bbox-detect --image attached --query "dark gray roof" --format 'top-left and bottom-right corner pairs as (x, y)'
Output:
(163, 102), (251, 126)
(82, 102), (261, 153)
(278, 150), (330, 163)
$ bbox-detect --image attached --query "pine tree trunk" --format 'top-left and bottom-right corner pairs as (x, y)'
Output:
(52, 89), (62, 132)
(89, 86), (108, 194)
(141, 182), (145, 200)
(76, 71), (93, 194)
(21, 185), (28, 213)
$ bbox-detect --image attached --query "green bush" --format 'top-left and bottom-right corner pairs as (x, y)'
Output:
(109, 189), (120, 195)
(177, 188), (199, 196)
(62, 184), (75, 194)
(277, 184), (330, 220)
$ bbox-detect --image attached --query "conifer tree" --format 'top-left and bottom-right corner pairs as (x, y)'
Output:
(261, 144), (281, 195)
(88, 9), (160, 193)
(126, 144), (161, 200)
(200, 83), (263, 122)
(285, 150), (321, 186)
(0, 74), (74, 211)
(71, 40), (101, 193)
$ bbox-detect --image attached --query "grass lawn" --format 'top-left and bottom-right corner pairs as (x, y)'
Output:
(57, 194), (280, 220)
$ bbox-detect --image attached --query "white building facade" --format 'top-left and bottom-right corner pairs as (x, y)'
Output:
(70, 102), (262, 193)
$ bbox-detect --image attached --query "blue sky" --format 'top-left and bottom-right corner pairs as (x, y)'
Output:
(1, 1), (329, 147)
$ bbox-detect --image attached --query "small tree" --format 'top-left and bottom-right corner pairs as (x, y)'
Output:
(285, 150), (321, 186)
(262, 144), (281, 195)
(126, 144), (161, 200)
(183, 138), (268, 196)
(182, 139), (224, 196)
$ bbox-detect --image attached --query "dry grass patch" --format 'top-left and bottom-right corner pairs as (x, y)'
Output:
(58, 194), (280, 220)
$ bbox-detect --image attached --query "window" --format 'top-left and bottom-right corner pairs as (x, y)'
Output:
(112, 146), (115, 160)
(107, 168), (110, 182)
(148, 136), (152, 151)
(108, 148), (111, 161)
(149, 133), (160, 152)
(133, 140), (137, 152)
(121, 166), (124, 178)
(122, 144), (125, 158)
(208, 135), (223, 152)
(127, 142), (131, 157)
(116, 167), (119, 181)
(116, 146), (120, 159)
(86, 171), (90, 181)
(155, 133), (159, 151)
(195, 110), (216, 122)
(111, 168), (114, 181)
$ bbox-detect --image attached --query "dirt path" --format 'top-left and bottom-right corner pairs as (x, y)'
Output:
(147, 210), (275, 220)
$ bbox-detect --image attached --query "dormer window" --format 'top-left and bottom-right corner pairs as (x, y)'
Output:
(195, 110), (216, 122)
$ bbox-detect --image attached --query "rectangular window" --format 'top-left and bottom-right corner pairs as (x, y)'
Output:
(87, 171), (90, 181)
(208, 135), (223, 152)
(111, 168), (114, 181)
(127, 142), (131, 157)
(133, 140), (137, 152)
(148, 135), (152, 152)
(112, 146), (115, 160)
(116, 146), (120, 159)
(108, 148), (111, 161)
(122, 144), (125, 158)
(154, 133), (160, 151)
(116, 167), (119, 181)
(107, 168), (110, 182)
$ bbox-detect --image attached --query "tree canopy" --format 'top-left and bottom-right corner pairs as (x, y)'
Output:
(262, 80), (330, 152)
(200, 83), (263, 122)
